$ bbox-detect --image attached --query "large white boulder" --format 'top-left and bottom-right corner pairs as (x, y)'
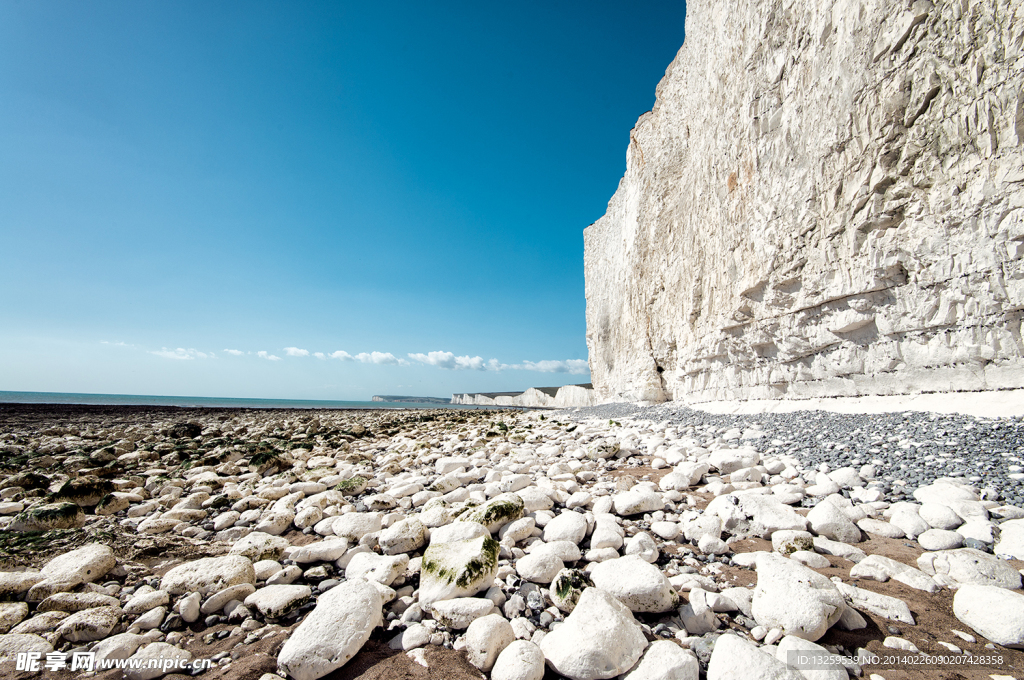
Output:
(378, 516), (426, 555)
(917, 548), (1022, 589)
(539, 587), (648, 679)
(706, 634), (804, 680)
(589, 555), (678, 612)
(459, 493), (525, 533)
(160, 555), (255, 595)
(277, 579), (383, 680)
(464, 613), (515, 671)
(491, 640), (545, 680)
(621, 639), (699, 680)
(807, 499), (862, 543)
(953, 584), (1024, 648)
(39, 543), (115, 587)
(544, 511), (589, 544)
(419, 525), (499, 607)
(751, 553), (844, 641)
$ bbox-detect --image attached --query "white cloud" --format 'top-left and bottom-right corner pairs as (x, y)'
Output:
(514, 359), (590, 374)
(101, 341), (131, 347)
(150, 348), (213, 361)
(313, 352), (326, 360)
(284, 347), (310, 357)
(257, 351), (282, 361)
(408, 351), (486, 370)
(354, 351), (408, 365)
(223, 349), (244, 356)
(330, 350), (354, 361)
(408, 350), (589, 375)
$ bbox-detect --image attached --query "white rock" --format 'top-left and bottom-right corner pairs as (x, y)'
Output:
(55, 605), (121, 642)
(833, 582), (915, 625)
(889, 511), (930, 539)
(229, 531), (290, 561)
(920, 503), (964, 530)
(39, 543), (116, 588)
(539, 587), (648, 680)
(807, 499), (862, 543)
(277, 579), (383, 680)
(244, 585), (312, 618)
(589, 555), (678, 613)
(200, 583), (256, 615)
(331, 512), (383, 541)
(706, 634), (804, 680)
(751, 553), (844, 641)
(124, 590), (170, 616)
(290, 538), (350, 564)
(345, 552), (408, 586)
(379, 517), (426, 555)
(613, 486), (664, 516)
(774, 635), (847, 680)
(179, 592), (200, 623)
(621, 639), (699, 680)
(459, 493), (525, 532)
(419, 531), (499, 607)
(953, 584), (1024, 648)
(0, 603), (28, 634)
(772, 530), (814, 555)
(917, 529), (964, 551)
(516, 551), (564, 584)
(994, 518), (1024, 559)
(464, 613), (515, 671)
(917, 548), (1022, 589)
(543, 511), (589, 544)
(0, 633), (52, 665)
(856, 518), (905, 538)
(124, 642), (192, 680)
(92, 632), (147, 665)
(589, 514), (624, 550)
(790, 551), (830, 569)
(624, 532), (659, 563)
(160, 555), (255, 595)
(490, 640), (545, 680)
(650, 521), (681, 540)
(133, 606), (165, 630)
(429, 597), (495, 630)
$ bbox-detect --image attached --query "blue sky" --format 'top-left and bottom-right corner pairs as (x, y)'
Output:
(0, 1), (687, 400)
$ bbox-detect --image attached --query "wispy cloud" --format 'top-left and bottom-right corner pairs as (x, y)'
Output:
(257, 351), (282, 361)
(330, 350), (353, 361)
(284, 347), (310, 357)
(354, 351), (408, 365)
(408, 350), (589, 374)
(513, 359), (589, 374)
(223, 349), (244, 356)
(101, 341), (133, 347)
(313, 352), (326, 360)
(408, 351), (486, 370)
(150, 348), (213, 360)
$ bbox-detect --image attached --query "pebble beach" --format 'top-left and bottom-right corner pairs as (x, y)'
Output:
(0, 401), (1022, 680)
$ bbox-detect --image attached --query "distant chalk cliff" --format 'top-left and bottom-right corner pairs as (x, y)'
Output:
(452, 384), (595, 408)
(371, 395), (452, 404)
(585, 0), (1024, 403)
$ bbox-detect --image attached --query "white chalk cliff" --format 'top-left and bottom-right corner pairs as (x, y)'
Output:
(585, 0), (1024, 403)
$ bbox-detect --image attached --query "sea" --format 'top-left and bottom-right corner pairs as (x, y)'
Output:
(0, 391), (504, 410)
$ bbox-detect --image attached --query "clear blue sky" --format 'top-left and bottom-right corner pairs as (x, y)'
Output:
(0, 1), (687, 400)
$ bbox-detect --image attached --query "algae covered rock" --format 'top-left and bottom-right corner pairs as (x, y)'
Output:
(419, 526), (500, 607)
(333, 476), (368, 496)
(550, 568), (593, 613)
(49, 476), (115, 507)
(458, 493), (524, 533)
(8, 502), (86, 532)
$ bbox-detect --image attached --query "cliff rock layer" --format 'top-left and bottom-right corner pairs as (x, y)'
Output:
(585, 0), (1024, 403)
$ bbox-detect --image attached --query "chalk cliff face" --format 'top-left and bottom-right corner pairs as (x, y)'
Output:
(585, 0), (1024, 403)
